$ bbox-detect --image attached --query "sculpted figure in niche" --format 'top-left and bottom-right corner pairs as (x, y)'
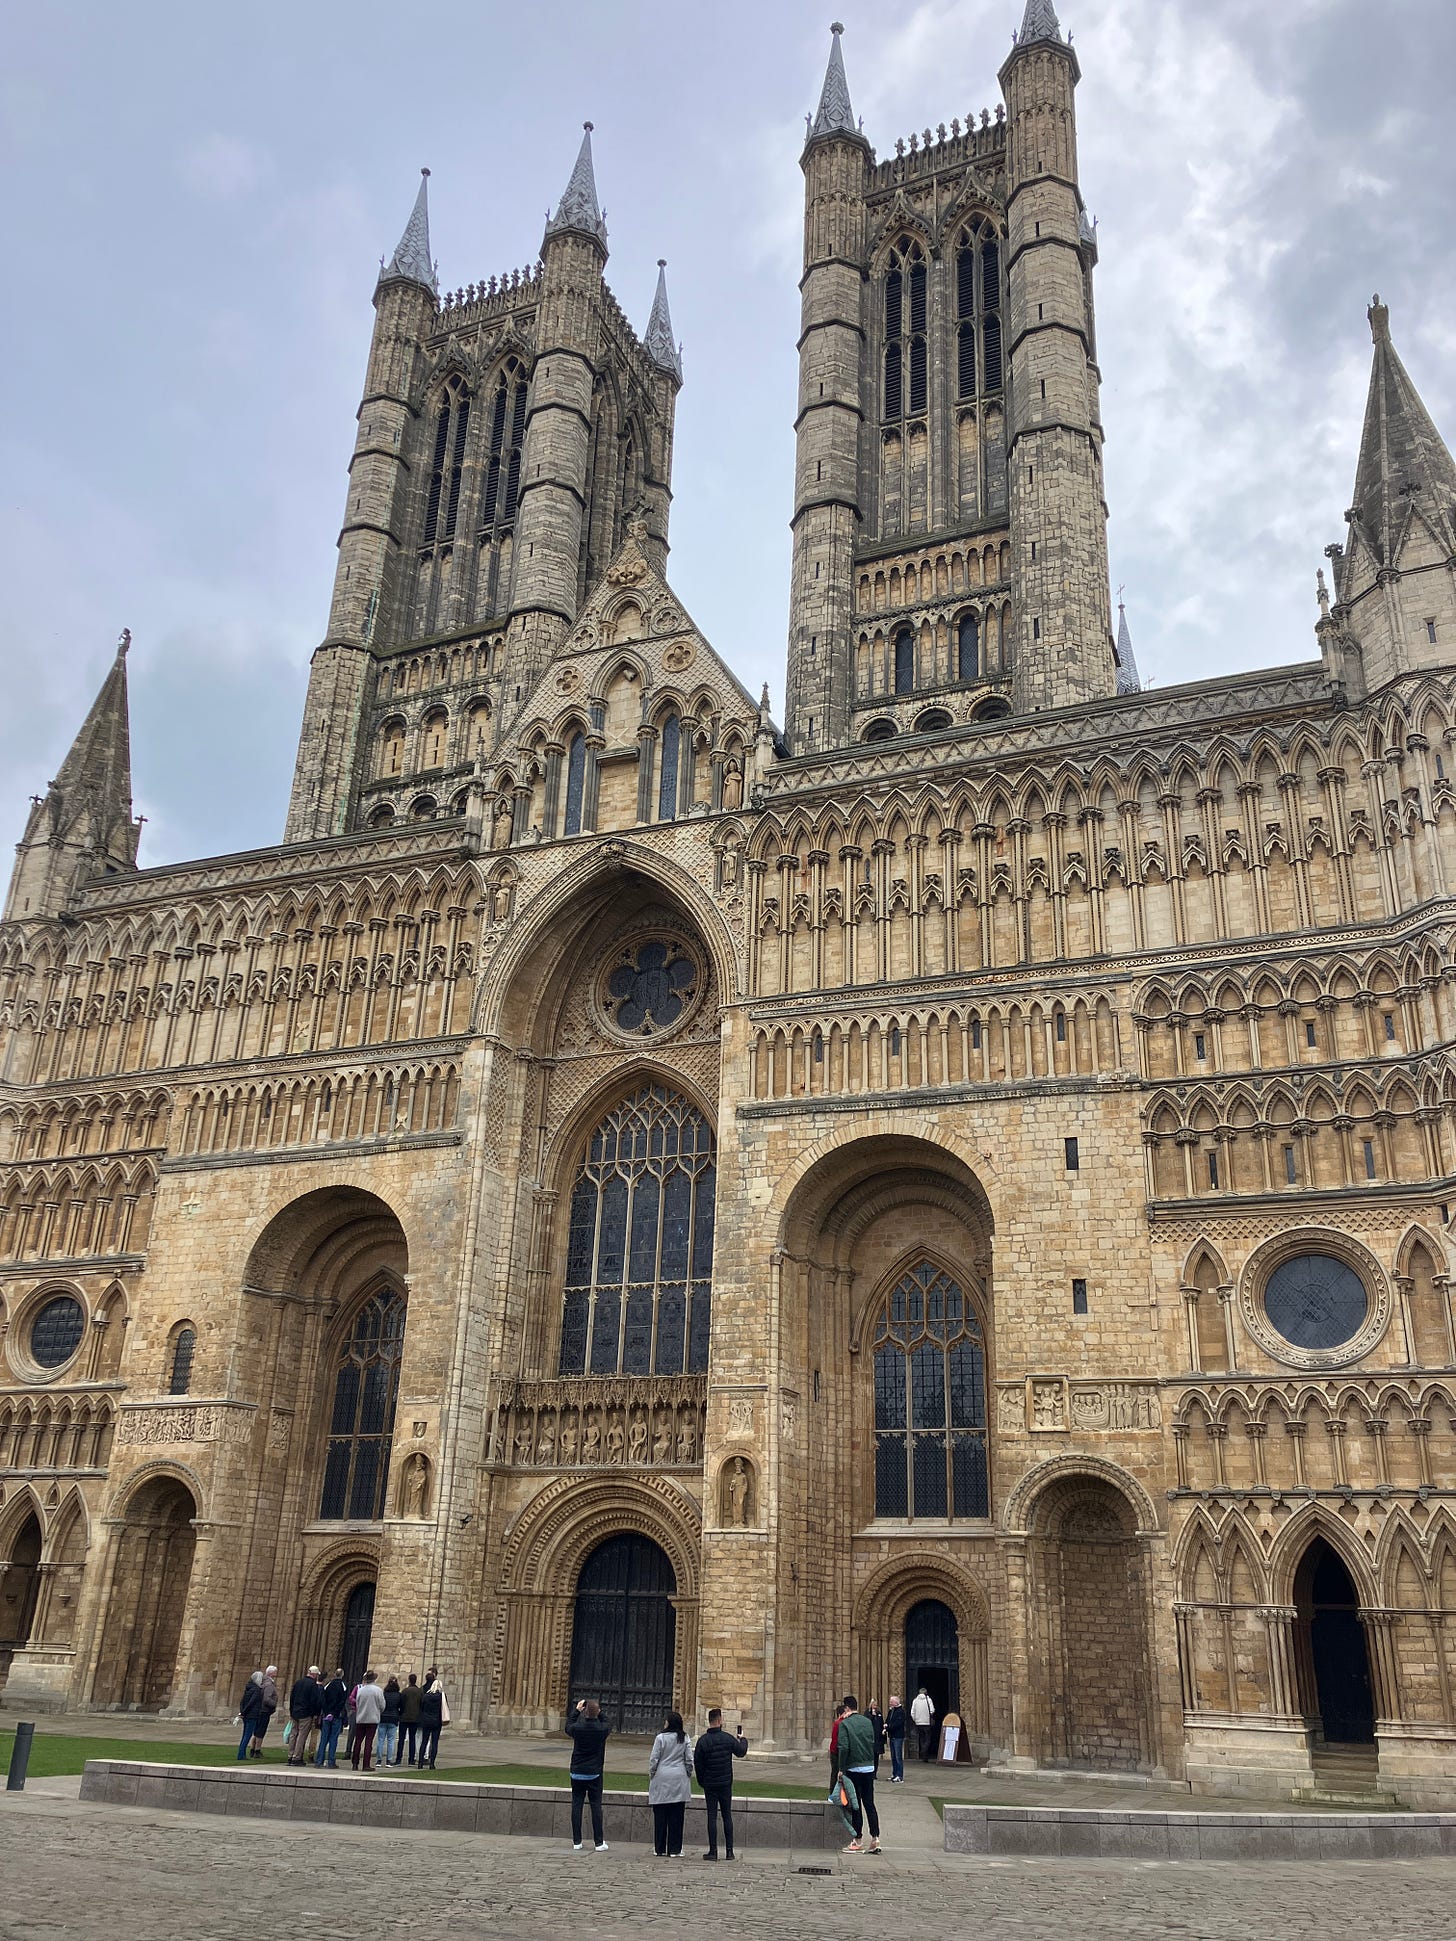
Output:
(402, 1452), (430, 1517)
(722, 1455), (754, 1527)
(514, 1419), (534, 1465)
(723, 764), (743, 812)
(582, 1412), (602, 1463)
(559, 1413), (579, 1465)
(652, 1412), (673, 1462)
(605, 1412), (626, 1464)
(536, 1411), (556, 1464)
(628, 1407), (648, 1463)
(492, 799), (514, 849)
(676, 1414), (698, 1464)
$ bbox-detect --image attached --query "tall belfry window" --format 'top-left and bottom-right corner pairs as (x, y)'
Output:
(957, 614), (980, 682)
(882, 241), (927, 422)
(319, 1285), (406, 1521)
(957, 241), (977, 399)
(558, 1082), (716, 1378)
(872, 1260), (988, 1521)
(563, 732), (587, 837)
(954, 226), (1004, 400)
(981, 237), (1002, 392)
(481, 359), (529, 532)
(423, 376), (471, 544)
(894, 628), (915, 695)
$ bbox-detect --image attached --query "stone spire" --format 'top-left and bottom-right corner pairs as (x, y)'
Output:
(808, 23), (858, 143)
(379, 169), (437, 294)
(546, 122), (608, 250)
(643, 259), (683, 383)
(4, 631), (141, 921)
(1113, 595), (1141, 695)
(1016, 0), (1064, 44)
(1348, 293), (1456, 570)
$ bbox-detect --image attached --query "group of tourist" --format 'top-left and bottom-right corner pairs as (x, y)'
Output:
(234, 1664), (450, 1771)
(568, 1699), (749, 1859)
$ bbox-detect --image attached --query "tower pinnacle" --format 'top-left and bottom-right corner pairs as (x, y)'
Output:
(808, 22), (858, 143)
(1349, 293), (1456, 571)
(379, 169), (437, 294)
(1016, 0), (1064, 44)
(546, 122), (608, 250)
(1114, 594), (1141, 695)
(643, 259), (683, 383)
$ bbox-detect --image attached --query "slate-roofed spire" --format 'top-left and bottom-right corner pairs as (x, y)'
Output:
(1016, 0), (1064, 44)
(1113, 595), (1141, 695)
(1349, 293), (1456, 568)
(4, 631), (141, 922)
(546, 122), (608, 249)
(809, 22), (858, 142)
(379, 168), (437, 294)
(643, 259), (683, 383)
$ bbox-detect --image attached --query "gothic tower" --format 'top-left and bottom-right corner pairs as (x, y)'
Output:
(999, 0), (1115, 713)
(284, 139), (682, 843)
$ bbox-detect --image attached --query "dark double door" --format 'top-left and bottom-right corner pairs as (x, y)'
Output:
(569, 1533), (677, 1735)
(906, 1597), (960, 1722)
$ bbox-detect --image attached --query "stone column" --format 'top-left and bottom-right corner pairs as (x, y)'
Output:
(1360, 1610), (1403, 1726)
(1259, 1605), (1301, 1717)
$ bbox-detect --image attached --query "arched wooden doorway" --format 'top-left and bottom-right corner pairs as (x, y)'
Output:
(93, 1476), (198, 1709)
(905, 1598), (960, 1722)
(568, 1532), (676, 1734)
(340, 1580), (376, 1686)
(1294, 1537), (1375, 1745)
(0, 1512), (42, 1691)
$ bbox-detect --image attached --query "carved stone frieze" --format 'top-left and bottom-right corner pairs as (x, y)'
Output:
(115, 1404), (255, 1447)
(490, 1375), (706, 1472)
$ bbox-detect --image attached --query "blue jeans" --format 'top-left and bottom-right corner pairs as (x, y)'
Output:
(376, 1721), (399, 1764)
(889, 1733), (905, 1781)
(237, 1718), (255, 1760)
(315, 1716), (343, 1766)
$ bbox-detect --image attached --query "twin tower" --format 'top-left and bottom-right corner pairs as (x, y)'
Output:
(285, 1), (1115, 843)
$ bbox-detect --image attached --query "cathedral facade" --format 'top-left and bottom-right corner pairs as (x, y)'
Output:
(5, 4), (1456, 1805)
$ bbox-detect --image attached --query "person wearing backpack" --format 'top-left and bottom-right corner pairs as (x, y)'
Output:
(836, 1696), (882, 1854)
(647, 1710), (694, 1858)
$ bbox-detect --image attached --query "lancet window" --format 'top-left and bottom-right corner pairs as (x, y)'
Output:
(319, 1285), (406, 1521)
(872, 1260), (988, 1521)
(955, 226), (1003, 400)
(558, 1083), (716, 1379)
(481, 358), (528, 532)
(882, 240), (927, 422)
(423, 375), (471, 545)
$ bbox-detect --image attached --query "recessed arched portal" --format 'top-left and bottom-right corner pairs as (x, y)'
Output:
(92, 1474), (198, 1710)
(567, 1532), (676, 1734)
(905, 1598), (960, 1722)
(1294, 1536), (1375, 1745)
(340, 1579), (376, 1687)
(0, 1510), (42, 1690)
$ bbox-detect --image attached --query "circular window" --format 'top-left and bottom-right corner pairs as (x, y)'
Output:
(1264, 1254), (1369, 1352)
(598, 936), (703, 1040)
(30, 1295), (86, 1369)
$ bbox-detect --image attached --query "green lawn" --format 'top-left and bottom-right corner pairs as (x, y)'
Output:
(0, 1730), (826, 1800)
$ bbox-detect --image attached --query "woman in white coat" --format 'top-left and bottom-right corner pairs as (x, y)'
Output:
(647, 1710), (695, 1858)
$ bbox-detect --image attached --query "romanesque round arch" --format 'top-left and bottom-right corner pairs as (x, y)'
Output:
(1002, 1454), (1161, 1537)
(773, 1118), (996, 1262)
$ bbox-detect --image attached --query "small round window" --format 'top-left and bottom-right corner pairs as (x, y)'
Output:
(599, 937), (702, 1040)
(1264, 1254), (1369, 1352)
(30, 1294), (86, 1368)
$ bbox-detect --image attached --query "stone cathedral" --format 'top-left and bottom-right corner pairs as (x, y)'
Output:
(4, 3), (1456, 1806)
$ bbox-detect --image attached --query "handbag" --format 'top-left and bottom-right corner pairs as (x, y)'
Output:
(282, 1720), (293, 1745)
(439, 1691), (451, 1725)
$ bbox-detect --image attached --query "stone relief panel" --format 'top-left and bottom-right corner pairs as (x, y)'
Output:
(490, 1376), (705, 1472)
(115, 1404), (254, 1447)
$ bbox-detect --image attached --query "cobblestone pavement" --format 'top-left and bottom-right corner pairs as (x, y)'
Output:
(5, 1787), (1456, 1940)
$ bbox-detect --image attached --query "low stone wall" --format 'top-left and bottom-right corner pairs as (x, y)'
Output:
(944, 1803), (1456, 1860)
(77, 1761), (840, 1849)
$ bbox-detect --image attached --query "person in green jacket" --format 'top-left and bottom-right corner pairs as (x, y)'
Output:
(836, 1697), (882, 1853)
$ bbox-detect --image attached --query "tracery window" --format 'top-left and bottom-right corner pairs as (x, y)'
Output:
(881, 241), (926, 421)
(319, 1285), (406, 1521)
(657, 713), (681, 820)
(481, 358), (529, 531)
(563, 732), (587, 836)
(872, 1260), (988, 1520)
(558, 1083), (715, 1379)
(955, 227), (1004, 400)
(423, 375), (471, 545)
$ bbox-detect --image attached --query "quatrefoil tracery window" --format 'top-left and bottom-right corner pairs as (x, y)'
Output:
(873, 1260), (988, 1521)
(598, 937), (702, 1041)
(558, 1083), (716, 1378)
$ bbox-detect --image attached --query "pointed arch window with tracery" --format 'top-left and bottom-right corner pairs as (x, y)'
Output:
(558, 1083), (716, 1379)
(319, 1285), (406, 1521)
(882, 240), (927, 423)
(481, 358), (529, 533)
(872, 1260), (988, 1521)
(423, 374), (471, 545)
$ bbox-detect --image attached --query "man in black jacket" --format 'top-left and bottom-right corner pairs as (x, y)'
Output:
(286, 1665), (324, 1767)
(693, 1707), (748, 1861)
(315, 1669), (348, 1769)
(564, 1698), (612, 1851)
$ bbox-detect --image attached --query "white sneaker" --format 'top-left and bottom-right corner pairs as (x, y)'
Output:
(573, 1843), (583, 1851)
(595, 1842), (609, 1852)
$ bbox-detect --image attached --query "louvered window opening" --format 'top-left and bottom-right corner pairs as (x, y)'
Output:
(558, 1084), (716, 1379)
(882, 245), (928, 422)
(955, 231), (1004, 402)
(481, 365), (528, 531)
(873, 1261), (988, 1520)
(319, 1287), (406, 1521)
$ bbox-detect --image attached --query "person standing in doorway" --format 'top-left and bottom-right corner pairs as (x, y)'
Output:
(398, 1672), (422, 1766)
(377, 1676), (402, 1768)
(417, 1668), (448, 1769)
(910, 1685), (936, 1762)
(693, 1707), (748, 1861)
(315, 1668), (348, 1769)
(287, 1665), (324, 1767)
(884, 1695), (907, 1783)
(836, 1696), (881, 1855)
(648, 1710), (694, 1858)
(565, 1697), (612, 1852)
(349, 1670), (385, 1771)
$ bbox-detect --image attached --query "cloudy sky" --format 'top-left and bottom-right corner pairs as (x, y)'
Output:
(3, 0), (1454, 873)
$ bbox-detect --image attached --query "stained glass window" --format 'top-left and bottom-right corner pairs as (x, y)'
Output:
(1264, 1254), (1368, 1352)
(559, 1083), (716, 1378)
(31, 1295), (85, 1369)
(600, 937), (700, 1038)
(873, 1261), (988, 1520)
(657, 714), (681, 821)
(563, 732), (587, 836)
(319, 1286), (406, 1520)
(167, 1326), (196, 1396)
